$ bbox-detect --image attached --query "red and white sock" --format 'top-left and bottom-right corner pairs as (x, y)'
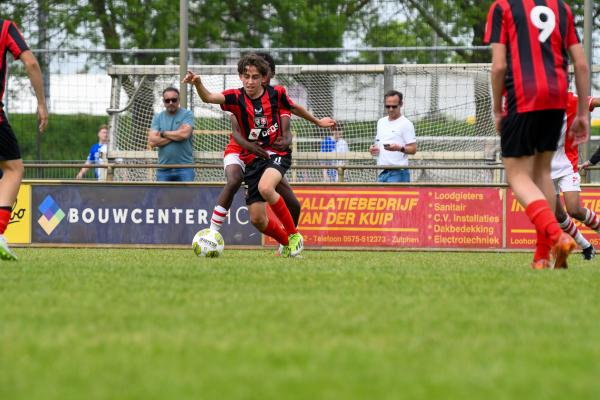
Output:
(210, 205), (228, 232)
(0, 207), (10, 235)
(558, 216), (591, 249)
(582, 208), (600, 231)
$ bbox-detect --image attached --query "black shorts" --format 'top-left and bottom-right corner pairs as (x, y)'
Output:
(500, 109), (565, 157)
(244, 153), (292, 205)
(0, 119), (21, 161)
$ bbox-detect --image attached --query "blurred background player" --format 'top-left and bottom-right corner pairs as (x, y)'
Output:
(206, 52), (335, 238)
(551, 92), (600, 261)
(0, 19), (48, 260)
(485, 0), (590, 269)
(185, 54), (304, 257)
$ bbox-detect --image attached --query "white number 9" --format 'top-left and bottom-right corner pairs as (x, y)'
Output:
(530, 5), (556, 43)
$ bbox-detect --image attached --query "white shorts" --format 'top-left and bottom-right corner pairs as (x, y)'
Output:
(223, 153), (245, 172)
(553, 172), (581, 194)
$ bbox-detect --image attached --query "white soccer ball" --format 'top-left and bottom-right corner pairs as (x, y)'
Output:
(192, 228), (225, 258)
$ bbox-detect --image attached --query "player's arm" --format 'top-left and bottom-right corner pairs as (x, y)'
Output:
(589, 97), (600, 111)
(490, 43), (507, 134)
(230, 115), (269, 159)
(183, 71), (225, 104)
(567, 41), (590, 146)
(20, 50), (48, 133)
(290, 104), (336, 128)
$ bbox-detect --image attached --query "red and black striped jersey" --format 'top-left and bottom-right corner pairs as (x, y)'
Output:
(220, 85), (294, 157)
(0, 19), (29, 118)
(484, 0), (580, 113)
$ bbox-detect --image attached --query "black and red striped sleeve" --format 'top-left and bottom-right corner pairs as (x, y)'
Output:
(484, 1), (506, 45)
(275, 85), (294, 117)
(6, 22), (29, 59)
(220, 88), (239, 112)
(563, 3), (580, 47)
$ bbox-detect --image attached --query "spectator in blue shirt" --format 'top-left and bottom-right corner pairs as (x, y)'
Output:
(76, 124), (109, 180)
(148, 87), (195, 182)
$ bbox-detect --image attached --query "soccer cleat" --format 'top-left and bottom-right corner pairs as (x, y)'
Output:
(288, 232), (304, 257)
(280, 245), (291, 258)
(531, 259), (550, 270)
(550, 232), (576, 269)
(0, 235), (17, 261)
(582, 245), (596, 261)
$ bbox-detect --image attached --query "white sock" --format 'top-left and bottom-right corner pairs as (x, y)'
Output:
(210, 205), (228, 231)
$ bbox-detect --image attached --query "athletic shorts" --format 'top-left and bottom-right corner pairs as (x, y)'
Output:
(244, 153), (292, 205)
(553, 172), (581, 194)
(223, 153), (246, 172)
(0, 119), (21, 161)
(500, 110), (565, 157)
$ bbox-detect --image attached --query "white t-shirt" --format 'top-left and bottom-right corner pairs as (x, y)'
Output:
(375, 115), (416, 167)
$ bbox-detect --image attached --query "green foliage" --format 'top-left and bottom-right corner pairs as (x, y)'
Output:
(9, 113), (109, 160)
(2, 249), (600, 399)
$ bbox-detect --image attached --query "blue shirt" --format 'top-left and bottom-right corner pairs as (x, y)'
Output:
(86, 142), (107, 179)
(151, 108), (194, 165)
(320, 136), (335, 152)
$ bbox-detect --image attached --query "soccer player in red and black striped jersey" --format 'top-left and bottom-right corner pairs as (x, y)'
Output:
(210, 52), (335, 251)
(0, 19), (48, 261)
(184, 54), (304, 257)
(484, 0), (590, 269)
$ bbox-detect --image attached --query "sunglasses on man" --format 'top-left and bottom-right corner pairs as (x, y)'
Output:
(163, 97), (179, 104)
(385, 105), (399, 109)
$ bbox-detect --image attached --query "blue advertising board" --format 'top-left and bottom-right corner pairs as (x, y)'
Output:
(31, 185), (260, 246)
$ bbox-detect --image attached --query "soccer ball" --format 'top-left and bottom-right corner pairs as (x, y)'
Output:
(192, 228), (225, 258)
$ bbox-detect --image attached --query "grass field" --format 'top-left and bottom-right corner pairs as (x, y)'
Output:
(1, 248), (600, 400)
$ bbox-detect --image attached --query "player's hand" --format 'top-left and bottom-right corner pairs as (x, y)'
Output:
(182, 71), (200, 84)
(317, 117), (336, 128)
(271, 136), (290, 151)
(37, 103), (48, 133)
(580, 160), (592, 170)
(246, 143), (270, 159)
(569, 115), (590, 147)
(369, 144), (379, 156)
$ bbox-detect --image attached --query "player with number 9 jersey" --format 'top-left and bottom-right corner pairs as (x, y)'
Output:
(484, 0), (590, 270)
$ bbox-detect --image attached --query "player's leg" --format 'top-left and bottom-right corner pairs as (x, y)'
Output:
(562, 174), (600, 235)
(532, 150), (575, 269)
(210, 160), (244, 232)
(275, 177), (300, 227)
(556, 189), (594, 259)
(0, 159), (23, 261)
(258, 165), (303, 257)
(0, 120), (24, 261)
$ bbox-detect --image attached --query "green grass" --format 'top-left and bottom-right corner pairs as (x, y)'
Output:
(1, 249), (600, 399)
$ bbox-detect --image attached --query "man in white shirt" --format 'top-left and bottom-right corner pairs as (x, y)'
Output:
(369, 90), (417, 182)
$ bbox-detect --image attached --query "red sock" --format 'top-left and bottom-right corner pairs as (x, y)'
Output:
(0, 208), (10, 235)
(270, 196), (297, 235)
(262, 217), (289, 246)
(533, 230), (552, 261)
(525, 199), (562, 243)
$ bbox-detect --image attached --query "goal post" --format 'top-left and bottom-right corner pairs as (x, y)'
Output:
(106, 63), (499, 183)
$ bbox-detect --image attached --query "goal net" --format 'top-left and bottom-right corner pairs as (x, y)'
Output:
(106, 64), (499, 183)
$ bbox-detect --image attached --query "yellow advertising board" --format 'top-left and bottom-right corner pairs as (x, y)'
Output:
(5, 184), (31, 244)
